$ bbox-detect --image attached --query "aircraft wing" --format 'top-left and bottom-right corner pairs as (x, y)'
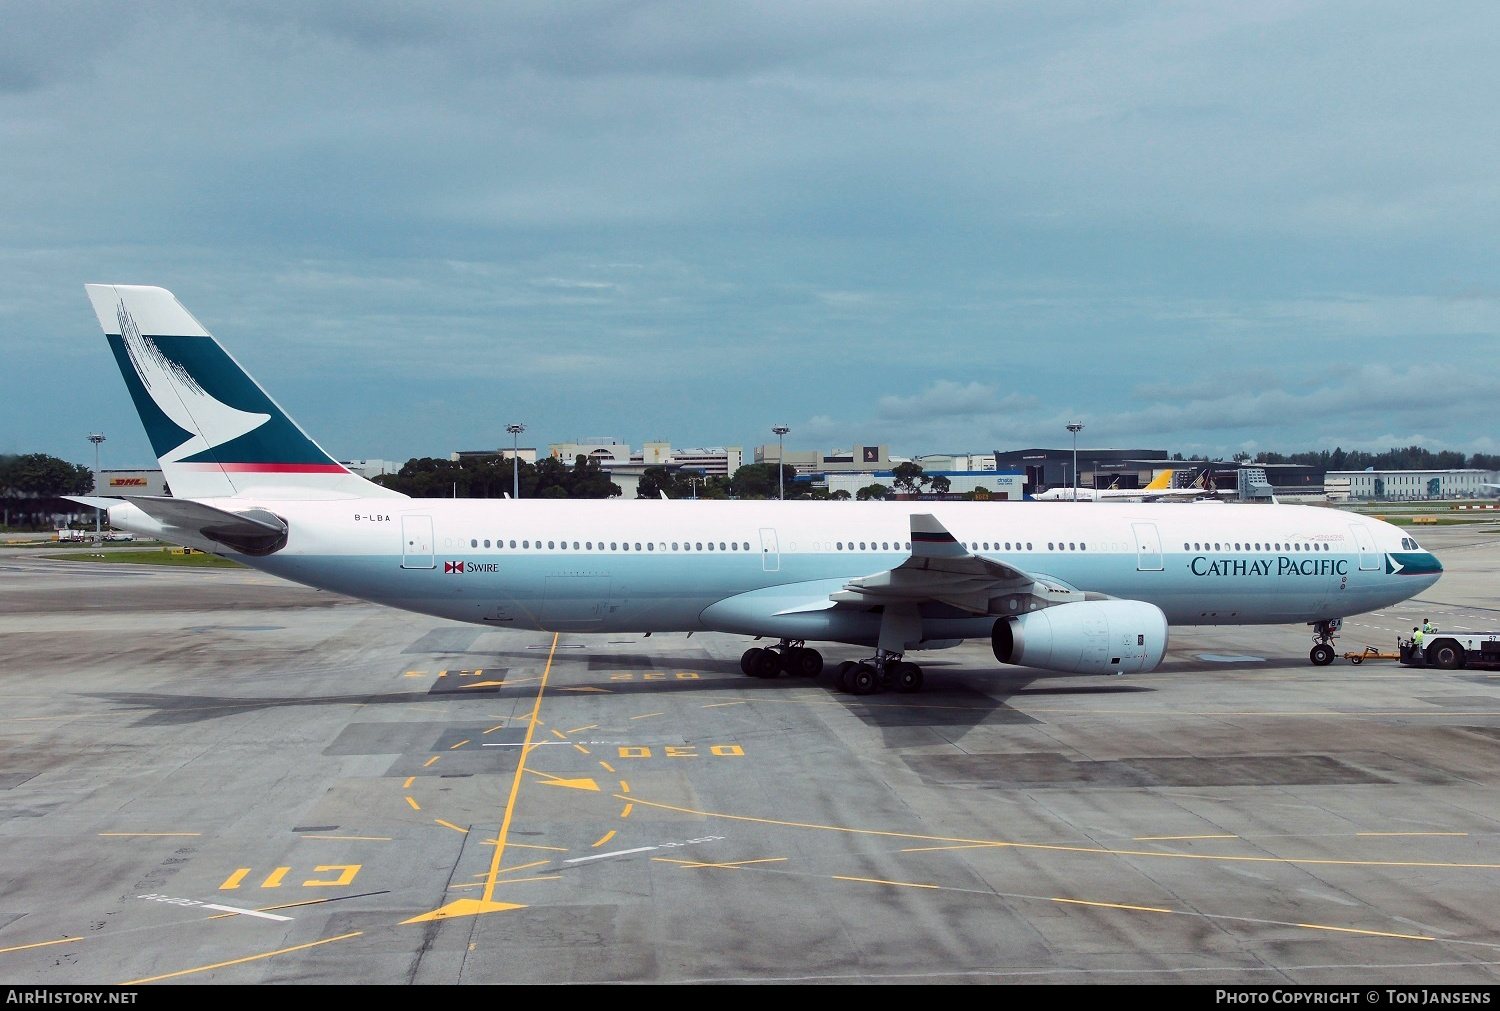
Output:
(830, 513), (1077, 614)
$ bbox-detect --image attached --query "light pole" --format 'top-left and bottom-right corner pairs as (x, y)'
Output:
(87, 432), (106, 540)
(1066, 423), (1083, 502)
(506, 423), (525, 499)
(772, 425), (790, 500)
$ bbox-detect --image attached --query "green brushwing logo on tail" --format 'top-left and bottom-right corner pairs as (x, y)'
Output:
(107, 302), (346, 473)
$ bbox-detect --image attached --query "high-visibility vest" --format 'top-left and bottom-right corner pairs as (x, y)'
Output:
(1414, 631), (1425, 647)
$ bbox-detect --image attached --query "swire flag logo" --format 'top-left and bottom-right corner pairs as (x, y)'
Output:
(444, 561), (465, 574)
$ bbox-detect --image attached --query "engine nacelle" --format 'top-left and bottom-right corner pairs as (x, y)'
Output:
(991, 599), (1167, 676)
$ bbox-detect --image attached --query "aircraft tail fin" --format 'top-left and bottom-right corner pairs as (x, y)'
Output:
(1142, 469), (1174, 492)
(84, 285), (405, 501)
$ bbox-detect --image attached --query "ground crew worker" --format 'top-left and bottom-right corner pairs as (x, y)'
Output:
(1412, 626), (1425, 652)
(1423, 618), (1437, 636)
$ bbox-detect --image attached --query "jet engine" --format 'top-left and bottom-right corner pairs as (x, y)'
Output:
(991, 599), (1167, 676)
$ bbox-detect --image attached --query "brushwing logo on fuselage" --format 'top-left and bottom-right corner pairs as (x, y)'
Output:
(116, 302), (271, 464)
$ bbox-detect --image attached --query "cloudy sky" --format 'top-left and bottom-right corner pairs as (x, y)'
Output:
(4, 1), (1498, 471)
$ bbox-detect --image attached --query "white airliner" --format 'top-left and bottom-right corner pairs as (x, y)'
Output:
(73, 285), (1443, 694)
(1032, 469), (1183, 501)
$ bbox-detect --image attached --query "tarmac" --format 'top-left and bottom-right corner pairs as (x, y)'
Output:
(2, 519), (1500, 985)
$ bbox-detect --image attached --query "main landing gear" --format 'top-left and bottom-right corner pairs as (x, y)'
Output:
(740, 640), (825, 679)
(830, 651), (923, 696)
(738, 641), (924, 694)
(1309, 618), (1343, 666)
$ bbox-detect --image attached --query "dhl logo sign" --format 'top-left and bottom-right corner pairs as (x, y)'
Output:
(110, 477), (148, 486)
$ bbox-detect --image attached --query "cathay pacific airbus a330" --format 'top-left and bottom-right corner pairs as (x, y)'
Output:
(74, 284), (1443, 694)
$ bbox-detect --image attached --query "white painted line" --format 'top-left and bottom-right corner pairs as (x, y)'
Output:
(564, 846), (657, 865)
(202, 903), (294, 921)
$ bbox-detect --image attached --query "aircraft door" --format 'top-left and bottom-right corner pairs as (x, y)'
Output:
(402, 515), (435, 569)
(759, 527), (780, 572)
(1348, 522), (1380, 571)
(1132, 522), (1163, 571)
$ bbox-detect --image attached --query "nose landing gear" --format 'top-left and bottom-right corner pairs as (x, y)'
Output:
(1309, 618), (1342, 666)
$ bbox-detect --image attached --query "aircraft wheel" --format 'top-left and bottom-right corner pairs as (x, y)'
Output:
(1309, 644), (1335, 666)
(740, 648), (760, 675)
(749, 648), (782, 678)
(847, 663), (879, 695)
(791, 648), (824, 677)
(1428, 640), (1466, 670)
(891, 661), (924, 693)
(833, 660), (855, 692)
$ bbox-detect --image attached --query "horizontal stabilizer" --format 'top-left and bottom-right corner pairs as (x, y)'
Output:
(67, 496), (122, 511)
(67, 495), (289, 556)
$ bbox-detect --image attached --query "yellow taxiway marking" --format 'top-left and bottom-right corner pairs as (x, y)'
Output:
(568, 724), (600, 733)
(629, 712), (665, 720)
(405, 797), (421, 811)
(98, 832), (202, 837)
(124, 932), (364, 984)
(403, 777), (415, 788)
(833, 875), (940, 889)
(660, 850), (1465, 950)
(435, 820), (468, 834)
(0, 937), (79, 954)
(449, 875), (562, 890)
(620, 796), (1500, 870)
(1357, 832), (1468, 837)
(487, 861), (550, 875)
(619, 803), (633, 818)
(593, 830), (617, 847)
(1295, 923), (1434, 940)
(657, 857), (788, 870)
(559, 686), (611, 692)
(507, 842), (570, 852)
(599, 761), (616, 773)
(525, 769), (600, 791)
(1051, 897), (1172, 913)
(1134, 834), (1238, 841)
(406, 632), (563, 923)
(449, 740), (469, 750)
(423, 756), (439, 767)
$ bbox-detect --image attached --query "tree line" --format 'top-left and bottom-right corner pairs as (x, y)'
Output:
(0, 454), (95, 528)
(1200, 447), (1500, 472)
(374, 457), (962, 500)
(373, 454), (620, 499)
